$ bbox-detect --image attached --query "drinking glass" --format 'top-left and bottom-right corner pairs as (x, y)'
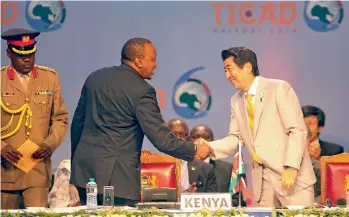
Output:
(103, 186), (114, 208)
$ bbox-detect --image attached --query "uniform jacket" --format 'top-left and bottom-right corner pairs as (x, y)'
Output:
(1, 65), (69, 190)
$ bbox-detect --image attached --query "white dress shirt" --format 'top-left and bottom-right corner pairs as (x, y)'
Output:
(181, 160), (190, 192)
(245, 76), (260, 105)
(14, 68), (31, 91)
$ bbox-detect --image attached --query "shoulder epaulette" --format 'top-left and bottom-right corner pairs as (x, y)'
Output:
(35, 64), (57, 74)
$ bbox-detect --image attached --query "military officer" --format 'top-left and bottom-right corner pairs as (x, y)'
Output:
(1, 28), (69, 209)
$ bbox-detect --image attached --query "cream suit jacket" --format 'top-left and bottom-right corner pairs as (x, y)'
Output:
(210, 76), (316, 201)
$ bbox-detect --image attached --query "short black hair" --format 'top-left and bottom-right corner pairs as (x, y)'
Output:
(121, 38), (152, 62)
(302, 105), (325, 127)
(221, 47), (260, 76)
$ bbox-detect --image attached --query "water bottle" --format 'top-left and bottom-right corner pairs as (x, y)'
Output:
(86, 177), (98, 209)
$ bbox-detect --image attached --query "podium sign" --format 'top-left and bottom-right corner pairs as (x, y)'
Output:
(180, 193), (232, 211)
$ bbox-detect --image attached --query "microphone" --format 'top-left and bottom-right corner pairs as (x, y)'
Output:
(325, 199), (333, 208)
(196, 181), (203, 187)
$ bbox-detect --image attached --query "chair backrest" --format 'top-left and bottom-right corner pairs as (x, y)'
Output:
(320, 153), (349, 205)
(140, 150), (182, 200)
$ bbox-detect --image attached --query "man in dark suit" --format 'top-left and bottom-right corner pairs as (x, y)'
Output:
(305, 128), (322, 202)
(189, 125), (246, 206)
(302, 106), (344, 202)
(70, 38), (213, 207)
(302, 105), (344, 159)
(167, 119), (216, 193)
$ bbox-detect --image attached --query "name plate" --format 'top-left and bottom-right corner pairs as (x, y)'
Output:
(180, 193), (232, 211)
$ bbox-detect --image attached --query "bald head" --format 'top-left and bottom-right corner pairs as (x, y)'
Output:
(167, 118), (189, 141)
(189, 124), (214, 142)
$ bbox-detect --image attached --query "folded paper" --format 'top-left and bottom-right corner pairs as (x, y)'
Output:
(13, 139), (41, 173)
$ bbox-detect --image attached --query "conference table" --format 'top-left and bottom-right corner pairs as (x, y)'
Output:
(1, 205), (348, 217)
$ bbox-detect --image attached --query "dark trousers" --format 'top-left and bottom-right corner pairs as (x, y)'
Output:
(77, 187), (138, 207)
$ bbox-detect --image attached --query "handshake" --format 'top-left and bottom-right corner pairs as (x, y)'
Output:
(193, 138), (215, 160)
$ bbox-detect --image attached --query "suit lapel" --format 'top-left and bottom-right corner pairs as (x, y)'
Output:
(26, 73), (39, 95)
(9, 75), (25, 94)
(253, 77), (268, 137)
(188, 161), (198, 185)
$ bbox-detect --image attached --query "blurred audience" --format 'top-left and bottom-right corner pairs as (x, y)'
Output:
(167, 119), (217, 193)
(302, 105), (344, 159)
(306, 129), (321, 203)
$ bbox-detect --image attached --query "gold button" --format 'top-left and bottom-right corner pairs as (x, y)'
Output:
(6, 103), (9, 106)
(25, 98), (29, 102)
(42, 101), (46, 104)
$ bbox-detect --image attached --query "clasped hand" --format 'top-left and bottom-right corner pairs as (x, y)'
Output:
(308, 141), (321, 160)
(1, 143), (52, 164)
(193, 138), (215, 160)
(183, 182), (198, 193)
(32, 144), (52, 159)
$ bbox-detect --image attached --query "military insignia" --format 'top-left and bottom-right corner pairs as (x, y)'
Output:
(32, 66), (37, 78)
(35, 64), (57, 74)
(191, 167), (196, 171)
(7, 66), (15, 80)
(2, 92), (15, 96)
(22, 36), (30, 42)
(34, 90), (53, 96)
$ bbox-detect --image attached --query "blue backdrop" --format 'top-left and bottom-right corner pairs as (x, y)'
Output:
(2, 1), (348, 202)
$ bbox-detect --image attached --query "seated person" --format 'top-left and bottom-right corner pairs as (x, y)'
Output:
(190, 124), (246, 207)
(167, 119), (217, 193)
(304, 126), (323, 204)
(48, 160), (80, 208)
(302, 105), (344, 159)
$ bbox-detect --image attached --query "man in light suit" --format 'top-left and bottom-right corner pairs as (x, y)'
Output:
(199, 47), (316, 207)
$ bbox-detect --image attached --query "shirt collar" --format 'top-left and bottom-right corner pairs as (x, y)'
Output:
(13, 66), (31, 78)
(245, 76), (259, 95)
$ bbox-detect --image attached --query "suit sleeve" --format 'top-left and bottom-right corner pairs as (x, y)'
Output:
(136, 87), (195, 161)
(209, 96), (239, 159)
(43, 73), (69, 153)
(320, 141), (344, 156)
(206, 164), (217, 192)
(276, 81), (307, 170)
(311, 159), (321, 197)
(70, 83), (87, 159)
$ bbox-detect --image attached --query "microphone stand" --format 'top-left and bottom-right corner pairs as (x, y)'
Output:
(237, 134), (242, 209)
